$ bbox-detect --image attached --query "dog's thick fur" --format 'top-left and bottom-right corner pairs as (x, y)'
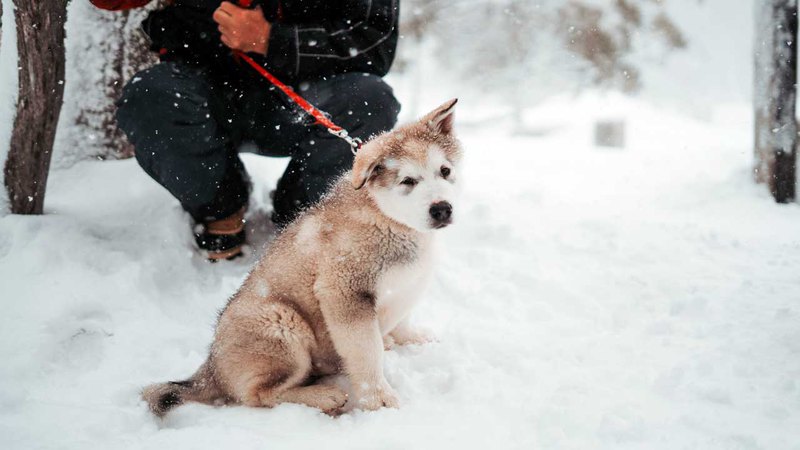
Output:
(143, 99), (462, 416)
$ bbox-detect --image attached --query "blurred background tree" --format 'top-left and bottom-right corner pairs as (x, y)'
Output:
(3, 0), (67, 214)
(55, 0), (689, 161)
(55, 0), (157, 164)
(397, 0), (687, 123)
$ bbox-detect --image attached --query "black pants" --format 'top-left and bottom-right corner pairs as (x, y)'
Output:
(116, 61), (400, 225)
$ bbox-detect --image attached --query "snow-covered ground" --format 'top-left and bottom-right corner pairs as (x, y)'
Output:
(2, 93), (799, 449)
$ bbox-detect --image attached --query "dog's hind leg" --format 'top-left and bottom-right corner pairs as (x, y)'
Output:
(276, 383), (348, 415)
(231, 343), (346, 414)
(244, 343), (310, 408)
(218, 335), (309, 407)
(215, 299), (345, 413)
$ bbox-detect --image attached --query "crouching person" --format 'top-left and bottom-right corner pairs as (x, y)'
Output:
(92, 0), (401, 260)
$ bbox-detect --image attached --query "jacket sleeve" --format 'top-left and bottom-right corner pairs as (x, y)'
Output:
(256, 0), (399, 81)
(89, 0), (152, 11)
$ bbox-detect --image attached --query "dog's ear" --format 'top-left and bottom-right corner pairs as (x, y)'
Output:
(422, 98), (458, 135)
(351, 143), (383, 190)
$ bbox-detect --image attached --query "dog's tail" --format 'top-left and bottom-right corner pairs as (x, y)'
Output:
(141, 360), (225, 417)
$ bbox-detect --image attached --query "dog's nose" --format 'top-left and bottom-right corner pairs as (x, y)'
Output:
(429, 201), (452, 223)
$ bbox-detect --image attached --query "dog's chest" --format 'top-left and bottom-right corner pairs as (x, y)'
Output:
(375, 238), (435, 334)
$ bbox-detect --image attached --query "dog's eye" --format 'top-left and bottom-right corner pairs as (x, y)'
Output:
(440, 166), (451, 178)
(400, 177), (418, 187)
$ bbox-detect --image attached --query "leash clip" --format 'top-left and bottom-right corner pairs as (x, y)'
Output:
(234, 51), (361, 154)
(329, 128), (362, 154)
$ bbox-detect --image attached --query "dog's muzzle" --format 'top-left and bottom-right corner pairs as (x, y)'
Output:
(429, 201), (453, 228)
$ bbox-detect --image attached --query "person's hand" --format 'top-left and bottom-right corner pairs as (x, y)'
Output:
(212, 2), (271, 56)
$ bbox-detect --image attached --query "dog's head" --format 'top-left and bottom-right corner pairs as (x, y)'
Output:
(352, 99), (462, 232)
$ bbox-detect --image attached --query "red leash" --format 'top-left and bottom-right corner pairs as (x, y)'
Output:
(232, 50), (363, 153)
(229, 0), (361, 151)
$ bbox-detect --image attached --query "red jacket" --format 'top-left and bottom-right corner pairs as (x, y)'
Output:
(89, 0), (152, 11)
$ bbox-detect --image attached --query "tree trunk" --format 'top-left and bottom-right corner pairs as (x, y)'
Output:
(4, 1), (67, 214)
(754, 0), (797, 203)
(71, 6), (156, 160)
(59, 2), (157, 163)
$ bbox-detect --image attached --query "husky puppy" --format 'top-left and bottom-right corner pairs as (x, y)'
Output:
(143, 99), (462, 416)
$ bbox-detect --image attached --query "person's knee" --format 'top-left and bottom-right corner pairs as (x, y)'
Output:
(116, 67), (171, 174)
(336, 74), (400, 133)
(357, 75), (401, 130)
(117, 63), (223, 165)
(117, 65), (173, 136)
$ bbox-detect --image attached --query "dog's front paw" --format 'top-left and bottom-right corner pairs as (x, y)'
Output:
(390, 328), (436, 347)
(356, 380), (399, 411)
(315, 385), (349, 416)
(383, 334), (397, 350)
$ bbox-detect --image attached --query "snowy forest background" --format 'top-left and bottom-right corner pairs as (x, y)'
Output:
(0, 0), (752, 172)
(3, 1), (800, 450)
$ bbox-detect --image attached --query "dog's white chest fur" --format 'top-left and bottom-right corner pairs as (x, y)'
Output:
(375, 238), (436, 335)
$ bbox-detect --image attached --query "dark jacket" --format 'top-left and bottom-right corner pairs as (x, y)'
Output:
(139, 0), (399, 85)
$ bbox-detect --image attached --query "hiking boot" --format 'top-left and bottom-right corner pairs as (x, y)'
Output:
(194, 207), (247, 261)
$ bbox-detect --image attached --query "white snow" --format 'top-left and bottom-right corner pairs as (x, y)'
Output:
(2, 92), (799, 449)
(2, 1), (799, 448)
